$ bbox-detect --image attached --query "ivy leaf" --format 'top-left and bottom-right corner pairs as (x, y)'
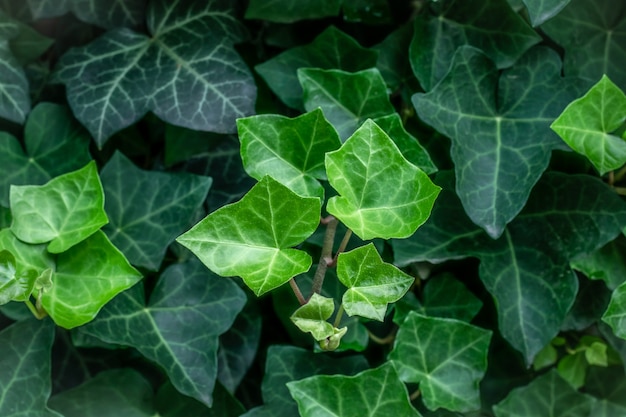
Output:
(100, 151), (212, 270)
(8, 19), (53, 65)
(244, 0), (341, 22)
(551, 75), (626, 174)
(520, 0), (571, 26)
(0, 250), (37, 304)
(156, 382), (245, 417)
(26, 0), (146, 29)
(571, 235), (626, 290)
(290, 292), (337, 340)
(287, 363), (421, 417)
(325, 119), (441, 240)
(493, 370), (595, 416)
(389, 312), (492, 412)
(409, 0), (540, 91)
(237, 108), (341, 199)
(337, 243), (414, 321)
(0, 319), (62, 417)
(603, 281), (626, 340)
(413, 46), (583, 238)
(373, 23), (414, 92)
(255, 26), (377, 110)
(10, 161), (108, 253)
(0, 14), (29, 124)
(41, 230), (142, 329)
(54, 0), (255, 147)
(79, 259), (246, 407)
(299, 68), (394, 140)
(585, 366), (626, 416)
(0, 229), (54, 276)
(0, 102), (91, 207)
(177, 176), (320, 296)
(541, 0), (626, 89)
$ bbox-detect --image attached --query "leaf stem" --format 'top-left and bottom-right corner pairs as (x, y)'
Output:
(409, 389), (421, 401)
(289, 278), (306, 306)
(614, 165), (626, 183)
(333, 304), (345, 328)
(613, 186), (626, 196)
(24, 299), (47, 320)
(311, 217), (339, 296)
(367, 328), (397, 345)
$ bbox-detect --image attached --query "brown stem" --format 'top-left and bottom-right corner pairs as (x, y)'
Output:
(409, 389), (421, 401)
(329, 229), (352, 266)
(289, 278), (306, 305)
(311, 217), (339, 296)
(367, 327), (397, 345)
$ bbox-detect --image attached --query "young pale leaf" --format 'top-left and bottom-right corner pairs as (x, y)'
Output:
(290, 292), (336, 340)
(0, 249), (38, 304)
(326, 120), (441, 240)
(414, 46), (584, 238)
(244, 0), (341, 23)
(100, 151), (212, 270)
(603, 281), (626, 339)
(299, 68), (394, 140)
(255, 26), (377, 109)
(520, 0), (571, 26)
(79, 259), (246, 407)
(389, 312), (492, 412)
(237, 108), (341, 199)
(337, 243), (414, 321)
(10, 161), (108, 253)
(493, 370), (595, 416)
(54, 0), (255, 147)
(0, 229), (54, 275)
(551, 76), (626, 174)
(287, 362), (421, 417)
(177, 176), (320, 296)
(42, 230), (142, 329)
(0, 102), (91, 206)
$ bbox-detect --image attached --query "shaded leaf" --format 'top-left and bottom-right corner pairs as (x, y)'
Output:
(373, 23), (414, 92)
(571, 235), (626, 290)
(8, 19), (53, 65)
(177, 176), (320, 296)
(326, 119), (441, 240)
(27, 0), (146, 29)
(521, 0), (571, 26)
(585, 366), (626, 416)
(0, 13), (29, 124)
(156, 382), (245, 417)
(342, 0), (391, 24)
(603, 281), (626, 339)
(244, 0), (341, 22)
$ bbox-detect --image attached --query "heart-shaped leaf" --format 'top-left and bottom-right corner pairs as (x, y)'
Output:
(389, 312), (492, 412)
(290, 292), (336, 340)
(54, 0), (255, 147)
(326, 119), (441, 240)
(177, 176), (320, 296)
(551, 75), (626, 174)
(244, 0), (341, 23)
(603, 281), (626, 340)
(337, 243), (414, 321)
(10, 161), (108, 253)
(237, 108), (341, 199)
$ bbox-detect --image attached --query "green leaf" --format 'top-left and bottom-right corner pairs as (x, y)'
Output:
(603, 281), (626, 339)
(299, 68), (394, 140)
(521, 0), (571, 26)
(342, 0), (391, 24)
(0, 102), (92, 206)
(290, 293), (337, 340)
(325, 119), (441, 240)
(244, 0), (341, 22)
(42, 230), (141, 328)
(287, 362), (422, 417)
(557, 352), (588, 389)
(54, 0), (255, 147)
(8, 19), (53, 65)
(389, 312), (492, 412)
(337, 243), (414, 321)
(413, 46), (584, 238)
(177, 176), (320, 296)
(0, 318), (62, 417)
(100, 151), (212, 270)
(0, 229), (54, 277)
(533, 341), (558, 370)
(156, 382), (245, 417)
(10, 161), (108, 253)
(0, 22), (29, 124)
(237, 108), (341, 199)
(373, 23), (414, 92)
(585, 366), (626, 416)
(255, 26), (378, 109)
(493, 370), (595, 417)
(79, 259), (246, 407)
(571, 235), (626, 290)
(409, 0), (540, 91)
(26, 0), (146, 29)
(551, 75), (626, 174)
(542, 0), (626, 88)
(0, 250), (37, 304)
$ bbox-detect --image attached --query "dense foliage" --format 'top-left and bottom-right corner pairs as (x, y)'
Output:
(0, 0), (625, 416)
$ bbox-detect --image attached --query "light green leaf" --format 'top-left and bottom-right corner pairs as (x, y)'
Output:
(100, 151), (212, 270)
(10, 161), (108, 253)
(326, 119), (441, 240)
(571, 235), (626, 290)
(42, 230), (142, 329)
(493, 370), (595, 417)
(533, 342), (558, 370)
(79, 259), (246, 407)
(520, 0), (571, 26)
(290, 293), (336, 340)
(299, 68), (394, 140)
(586, 341), (609, 366)
(26, 0), (146, 29)
(0, 318), (62, 417)
(0, 25), (29, 123)
(0, 249), (38, 304)
(177, 176), (320, 296)
(603, 281), (626, 339)
(389, 312), (492, 412)
(0, 229), (54, 276)
(413, 46), (584, 238)
(557, 352), (588, 389)
(0, 102), (92, 206)
(55, 0), (255, 147)
(256, 26), (377, 110)
(244, 0), (341, 22)
(237, 108), (341, 199)
(551, 75), (626, 174)
(287, 362), (421, 417)
(337, 243), (414, 321)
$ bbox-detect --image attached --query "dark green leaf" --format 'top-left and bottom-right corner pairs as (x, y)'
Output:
(373, 23), (414, 92)
(561, 277), (612, 331)
(0, 14), (29, 124)
(603, 281), (626, 339)
(342, 0), (391, 24)
(8, 19), (53, 65)
(571, 235), (626, 290)
(27, 0), (146, 28)
(520, 0), (571, 26)
(244, 0), (341, 22)
(156, 381), (245, 417)
(585, 366), (626, 416)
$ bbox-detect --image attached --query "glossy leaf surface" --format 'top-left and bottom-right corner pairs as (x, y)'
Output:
(0, 229), (54, 277)
(290, 293), (337, 340)
(521, 0), (571, 26)
(0, 250), (36, 304)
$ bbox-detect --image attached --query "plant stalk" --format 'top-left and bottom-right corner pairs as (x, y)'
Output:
(289, 278), (307, 305)
(333, 304), (345, 328)
(310, 217), (339, 296)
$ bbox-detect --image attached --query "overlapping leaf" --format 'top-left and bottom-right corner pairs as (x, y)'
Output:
(389, 312), (492, 412)
(325, 120), (440, 240)
(244, 0), (341, 22)
(256, 26), (377, 109)
(0, 229), (54, 277)
(0, 12), (29, 124)
(290, 293), (337, 340)
(299, 68), (394, 140)
(287, 363), (421, 417)
(25, 0), (145, 28)
(520, 0), (571, 26)
(571, 235), (626, 290)
(585, 366), (626, 417)
(237, 108), (341, 199)
(79, 259), (246, 407)
(373, 23), (414, 92)
(603, 281), (626, 339)
(413, 46), (584, 238)
(0, 250), (38, 304)
(177, 176), (320, 296)
(55, 0), (255, 147)
(100, 151), (212, 270)
(7, 18), (53, 65)
(10, 161), (108, 253)
(551, 75), (626, 174)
